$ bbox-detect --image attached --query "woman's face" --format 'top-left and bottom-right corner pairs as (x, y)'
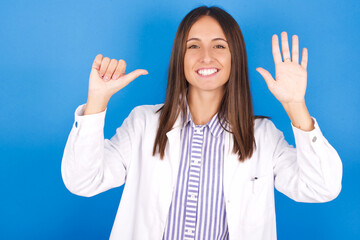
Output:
(184, 16), (231, 96)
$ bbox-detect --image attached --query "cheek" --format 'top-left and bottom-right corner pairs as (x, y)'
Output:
(226, 59), (231, 73)
(183, 55), (191, 81)
(184, 55), (195, 75)
(222, 55), (231, 75)
(184, 55), (189, 69)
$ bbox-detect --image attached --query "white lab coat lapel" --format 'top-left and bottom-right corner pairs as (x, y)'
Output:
(222, 128), (255, 239)
(165, 117), (182, 189)
(223, 129), (242, 202)
(155, 111), (182, 225)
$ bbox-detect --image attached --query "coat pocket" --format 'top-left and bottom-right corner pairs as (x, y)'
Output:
(242, 173), (275, 226)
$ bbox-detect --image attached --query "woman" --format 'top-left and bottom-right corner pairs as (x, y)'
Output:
(61, 6), (342, 240)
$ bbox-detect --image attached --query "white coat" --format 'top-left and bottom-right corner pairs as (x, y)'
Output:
(61, 103), (343, 240)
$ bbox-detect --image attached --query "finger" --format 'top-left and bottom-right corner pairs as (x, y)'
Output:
(115, 69), (148, 90)
(256, 67), (276, 89)
(99, 57), (110, 78)
(292, 35), (299, 64)
(300, 48), (308, 69)
(112, 59), (127, 80)
(272, 34), (282, 64)
(104, 59), (118, 81)
(281, 32), (291, 62)
(92, 54), (103, 70)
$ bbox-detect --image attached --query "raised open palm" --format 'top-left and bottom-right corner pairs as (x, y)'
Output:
(256, 32), (308, 104)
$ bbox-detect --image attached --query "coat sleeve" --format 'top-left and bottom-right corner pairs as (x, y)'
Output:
(61, 104), (136, 197)
(272, 117), (343, 202)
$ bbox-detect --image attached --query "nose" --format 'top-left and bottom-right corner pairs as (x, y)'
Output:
(199, 47), (213, 63)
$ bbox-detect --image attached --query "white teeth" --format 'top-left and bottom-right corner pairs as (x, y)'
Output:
(197, 68), (218, 76)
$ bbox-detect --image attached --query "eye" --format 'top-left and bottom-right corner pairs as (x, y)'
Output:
(188, 45), (199, 49)
(214, 45), (226, 49)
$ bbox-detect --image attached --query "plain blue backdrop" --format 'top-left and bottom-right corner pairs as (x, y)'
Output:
(1, 0), (359, 239)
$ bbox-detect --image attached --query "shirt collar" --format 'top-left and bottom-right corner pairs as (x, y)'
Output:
(182, 100), (226, 138)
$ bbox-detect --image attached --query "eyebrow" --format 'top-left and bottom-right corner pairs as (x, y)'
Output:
(186, 37), (228, 43)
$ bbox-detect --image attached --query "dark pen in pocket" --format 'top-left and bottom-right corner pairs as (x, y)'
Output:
(251, 176), (258, 193)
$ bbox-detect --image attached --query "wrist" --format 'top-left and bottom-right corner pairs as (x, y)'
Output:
(281, 100), (306, 110)
(84, 95), (110, 115)
(282, 101), (314, 131)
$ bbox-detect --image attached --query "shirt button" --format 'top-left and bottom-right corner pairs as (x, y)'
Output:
(312, 136), (317, 142)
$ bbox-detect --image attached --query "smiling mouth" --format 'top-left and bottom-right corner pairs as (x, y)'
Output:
(196, 68), (220, 77)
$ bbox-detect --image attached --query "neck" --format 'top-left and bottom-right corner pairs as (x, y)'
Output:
(187, 87), (224, 125)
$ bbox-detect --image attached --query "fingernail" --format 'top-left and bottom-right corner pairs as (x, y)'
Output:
(104, 76), (109, 81)
(112, 75), (118, 80)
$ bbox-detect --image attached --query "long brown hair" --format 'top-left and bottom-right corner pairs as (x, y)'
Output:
(152, 6), (267, 162)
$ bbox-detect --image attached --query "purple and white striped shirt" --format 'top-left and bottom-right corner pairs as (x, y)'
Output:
(162, 104), (229, 240)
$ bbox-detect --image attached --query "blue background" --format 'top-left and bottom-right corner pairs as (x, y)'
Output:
(1, 0), (359, 239)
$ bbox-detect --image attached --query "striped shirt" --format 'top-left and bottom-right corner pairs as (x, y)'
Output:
(162, 104), (229, 240)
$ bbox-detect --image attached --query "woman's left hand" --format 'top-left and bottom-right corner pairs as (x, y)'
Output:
(256, 32), (308, 104)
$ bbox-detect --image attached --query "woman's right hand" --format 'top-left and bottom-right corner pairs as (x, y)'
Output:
(84, 54), (148, 115)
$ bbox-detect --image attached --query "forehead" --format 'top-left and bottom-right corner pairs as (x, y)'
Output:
(187, 16), (227, 40)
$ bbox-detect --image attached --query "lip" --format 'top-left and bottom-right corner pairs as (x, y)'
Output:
(196, 68), (220, 78)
